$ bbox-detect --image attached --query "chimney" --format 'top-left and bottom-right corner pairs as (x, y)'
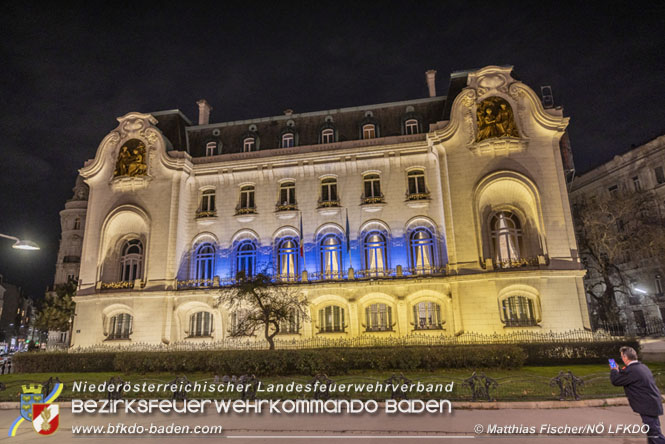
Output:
(426, 70), (437, 97)
(196, 99), (212, 125)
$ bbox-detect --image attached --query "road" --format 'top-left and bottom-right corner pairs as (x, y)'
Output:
(0, 403), (653, 444)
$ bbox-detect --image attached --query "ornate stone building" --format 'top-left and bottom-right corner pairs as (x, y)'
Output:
(47, 176), (88, 348)
(70, 66), (589, 347)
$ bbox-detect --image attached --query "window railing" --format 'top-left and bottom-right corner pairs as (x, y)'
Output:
(365, 325), (394, 332)
(235, 206), (257, 215)
(63, 255), (80, 263)
(177, 279), (215, 289)
(361, 195), (385, 205)
(406, 192), (430, 201)
(318, 325), (347, 334)
(100, 281), (134, 290)
(357, 268), (390, 278)
(275, 203), (298, 212)
(503, 318), (539, 327)
(494, 257), (539, 269)
(106, 333), (131, 340)
(408, 266), (444, 276)
(317, 199), (340, 208)
(413, 323), (443, 330)
(275, 274), (300, 283)
(195, 210), (217, 219)
(311, 271), (346, 281)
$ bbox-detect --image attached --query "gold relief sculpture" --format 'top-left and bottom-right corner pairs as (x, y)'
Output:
(114, 139), (147, 177)
(475, 97), (519, 142)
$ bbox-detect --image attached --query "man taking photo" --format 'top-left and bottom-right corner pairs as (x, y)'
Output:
(610, 345), (665, 443)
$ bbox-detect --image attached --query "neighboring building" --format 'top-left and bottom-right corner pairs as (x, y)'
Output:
(71, 65), (589, 348)
(0, 275), (32, 351)
(46, 176), (88, 349)
(570, 134), (665, 332)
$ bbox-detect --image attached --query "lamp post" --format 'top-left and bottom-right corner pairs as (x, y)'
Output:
(0, 233), (40, 250)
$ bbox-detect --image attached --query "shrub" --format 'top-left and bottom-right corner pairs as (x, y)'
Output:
(522, 340), (640, 365)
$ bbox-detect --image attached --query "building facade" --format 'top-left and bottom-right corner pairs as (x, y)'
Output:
(46, 177), (89, 348)
(570, 134), (665, 332)
(71, 66), (589, 348)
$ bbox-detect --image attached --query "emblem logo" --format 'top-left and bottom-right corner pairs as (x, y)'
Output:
(19, 385), (43, 421)
(32, 404), (59, 435)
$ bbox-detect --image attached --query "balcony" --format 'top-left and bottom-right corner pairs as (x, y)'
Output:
(494, 257), (540, 270)
(317, 199), (341, 216)
(234, 206), (257, 222)
(100, 281), (134, 290)
(361, 195), (385, 212)
(195, 210), (217, 219)
(275, 203), (298, 220)
(406, 192), (430, 201)
(405, 192), (430, 209)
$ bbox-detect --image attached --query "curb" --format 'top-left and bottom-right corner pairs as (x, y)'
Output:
(0, 398), (634, 410)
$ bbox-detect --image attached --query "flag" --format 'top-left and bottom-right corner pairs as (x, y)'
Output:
(299, 212), (304, 257)
(345, 208), (351, 253)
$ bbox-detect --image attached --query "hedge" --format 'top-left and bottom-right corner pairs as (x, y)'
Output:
(13, 341), (636, 375)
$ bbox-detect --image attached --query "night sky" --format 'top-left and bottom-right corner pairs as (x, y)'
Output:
(0, 2), (663, 299)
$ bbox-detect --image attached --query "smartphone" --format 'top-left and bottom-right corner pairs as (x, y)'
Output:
(609, 358), (617, 368)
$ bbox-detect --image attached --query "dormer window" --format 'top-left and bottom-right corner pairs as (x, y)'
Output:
(405, 119), (419, 135)
(362, 124), (376, 140)
(281, 133), (295, 148)
(243, 137), (256, 152)
(205, 142), (217, 156)
(321, 129), (335, 144)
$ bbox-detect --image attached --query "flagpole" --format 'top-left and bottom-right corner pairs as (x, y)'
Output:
(346, 208), (352, 270)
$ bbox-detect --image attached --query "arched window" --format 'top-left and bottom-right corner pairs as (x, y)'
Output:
(281, 132), (295, 148)
(236, 240), (256, 278)
(277, 237), (299, 280)
(231, 309), (252, 336)
(404, 119), (419, 135)
(73, 217), (81, 230)
(195, 243), (215, 281)
(320, 234), (342, 279)
(501, 296), (537, 327)
(243, 137), (256, 152)
(409, 228), (435, 274)
(321, 128), (335, 144)
(108, 313), (132, 340)
(189, 311), (213, 337)
(319, 178), (339, 207)
(362, 174), (383, 203)
(237, 186), (256, 214)
(279, 308), (301, 334)
(205, 141), (217, 156)
(365, 303), (392, 332)
(491, 211), (522, 266)
(277, 182), (296, 210)
(197, 190), (216, 217)
(362, 124), (376, 140)
(407, 170), (428, 199)
(413, 301), (442, 330)
(120, 239), (143, 282)
(319, 305), (345, 332)
(363, 232), (386, 276)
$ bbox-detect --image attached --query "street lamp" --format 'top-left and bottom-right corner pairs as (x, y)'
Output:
(0, 233), (40, 250)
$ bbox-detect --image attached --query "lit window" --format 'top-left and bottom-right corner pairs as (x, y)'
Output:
(407, 170), (427, 198)
(319, 178), (339, 206)
(189, 312), (213, 337)
(321, 128), (335, 144)
(362, 124), (376, 139)
(120, 239), (143, 282)
(243, 137), (256, 152)
(409, 228), (435, 274)
(237, 186), (255, 213)
(108, 313), (132, 340)
(277, 182), (296, 210)
(198, 190), (216, 217)
(205, 142), (217, 156)
(365, 303), (392, 331)
(194, 243), (215, 281)
(405, 119), (419, 135)
(363, 232), (386, 276)
(363, 174), (382, 203)
(236, 240), (256, 278)
(319, 305), (345, 332)
(501, 296), (537, 327)
(281, 133), (295, 148)
(320, 234), (342, 279)
(490, 212), (522, 266)
(277, 237), (299, 281)
(279, 308), (301, 334)
(413, 302), (442, 330)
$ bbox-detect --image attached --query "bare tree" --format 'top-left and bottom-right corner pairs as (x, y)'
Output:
(216, 272), (310, 350)
(575, 190), (665, 325)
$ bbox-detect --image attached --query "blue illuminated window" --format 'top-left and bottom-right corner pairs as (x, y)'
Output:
(320, 234), (342, 279)
(409, 228), (435, 274)
(277, 237), (299, 281)
(236, 240), (256, 278)
(363, 232), (386, 276)
(195, 243), (215, 281)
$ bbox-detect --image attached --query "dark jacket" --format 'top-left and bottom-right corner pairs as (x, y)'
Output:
(610, 362), (663, 416)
